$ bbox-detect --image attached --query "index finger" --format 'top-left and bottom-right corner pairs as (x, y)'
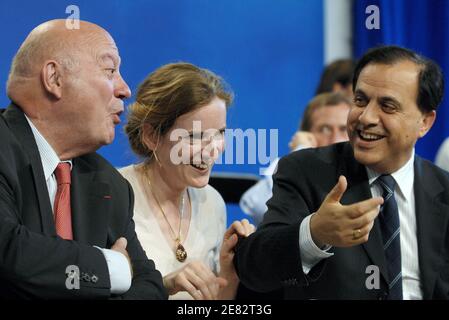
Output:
(344, 196), (384, 219)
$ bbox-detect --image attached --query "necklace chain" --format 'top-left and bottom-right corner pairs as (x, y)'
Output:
(146, 171), (185, 244)
(144, 167), (188, 262)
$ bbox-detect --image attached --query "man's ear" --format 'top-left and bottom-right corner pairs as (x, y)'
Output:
(41, 60), (63, 99)
(418, 110), (436, 138)
(142, 123), (160, 151)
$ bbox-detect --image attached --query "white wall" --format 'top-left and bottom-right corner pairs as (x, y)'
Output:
(324, 0), (353, 64)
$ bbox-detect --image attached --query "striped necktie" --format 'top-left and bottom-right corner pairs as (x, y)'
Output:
(376, 174), (402, 299)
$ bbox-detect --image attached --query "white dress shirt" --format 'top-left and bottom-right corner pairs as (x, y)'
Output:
(25, 115), (131, 294)
(299, 151), (423, 299)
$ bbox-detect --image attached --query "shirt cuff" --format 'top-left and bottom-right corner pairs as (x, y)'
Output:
(299, 213), (333, 274)
(95, 247), (132, 294)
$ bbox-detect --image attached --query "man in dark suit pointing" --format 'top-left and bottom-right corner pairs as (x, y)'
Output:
(0, 19), (166, 299)
(234, 45), (449, 299)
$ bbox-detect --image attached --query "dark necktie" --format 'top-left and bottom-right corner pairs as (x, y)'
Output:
(54, 162), (73, 240)
(376, 174), (402, 299)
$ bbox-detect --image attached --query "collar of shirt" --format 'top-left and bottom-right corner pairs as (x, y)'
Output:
(365, 151), (415, 200)
(24, 115), (73, 179)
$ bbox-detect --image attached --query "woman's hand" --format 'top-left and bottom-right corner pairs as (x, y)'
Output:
(163, 260), (227, 300)
(219, 219), (256, 299)
(288, 131), (317, 151)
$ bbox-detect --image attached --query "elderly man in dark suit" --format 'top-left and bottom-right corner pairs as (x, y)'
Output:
(0, 19), (166, 299)
(234, 45), (449, 300)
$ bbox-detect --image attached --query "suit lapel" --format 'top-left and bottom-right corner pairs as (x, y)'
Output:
(3, 104), (55, 235)
(414, 157), (449, 299)
(339, 144), (389, 285)
(3, 103), (112, 246)
(71, 157), (110, 246)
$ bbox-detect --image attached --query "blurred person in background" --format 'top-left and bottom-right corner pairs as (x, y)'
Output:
(315, 58), (356, 98)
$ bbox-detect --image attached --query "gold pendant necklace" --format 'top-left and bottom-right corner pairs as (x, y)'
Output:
(146, 172), (187, 263)
(175, 239), (187, 262)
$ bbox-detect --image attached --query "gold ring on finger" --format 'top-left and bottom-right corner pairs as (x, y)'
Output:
(352, 229), (362, 240)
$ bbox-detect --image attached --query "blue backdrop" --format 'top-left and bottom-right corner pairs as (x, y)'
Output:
(354, 0), (449, 162)
(0, 0), (324, 173)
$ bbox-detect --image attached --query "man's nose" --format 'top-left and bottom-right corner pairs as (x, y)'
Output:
(358, 102), (380, 126)
(115, 73), (131, 99)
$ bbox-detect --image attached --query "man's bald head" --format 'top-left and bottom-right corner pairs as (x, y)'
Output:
(7, 19), (112, 93)
(5, 19), (130, 158)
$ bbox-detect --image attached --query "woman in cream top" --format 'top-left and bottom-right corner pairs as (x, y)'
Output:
(121, 62), (254, 299)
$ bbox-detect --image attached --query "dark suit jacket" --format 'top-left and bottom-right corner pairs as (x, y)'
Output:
(234, 142), (449, 299)
(0, 104), (167, 299)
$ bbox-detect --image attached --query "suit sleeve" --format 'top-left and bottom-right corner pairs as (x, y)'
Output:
(115, 180), (167, 300)
(233, 154), (326, 293)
